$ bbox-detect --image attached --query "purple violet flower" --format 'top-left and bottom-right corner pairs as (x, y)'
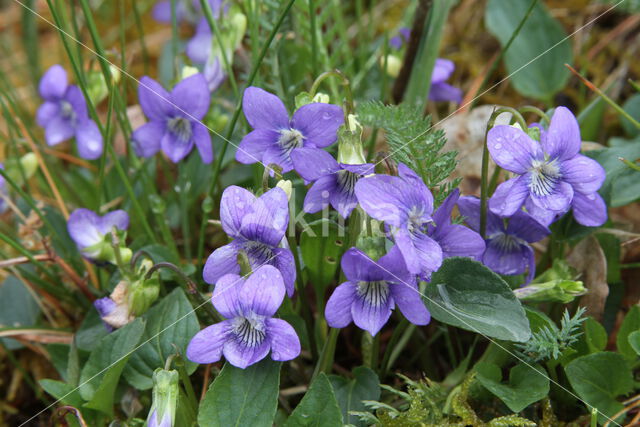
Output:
(325, 247), (430, 336)
(290, 148), (372, 218)
(132, 74), (212, 163)
(389, 27), (411, 50)
(93, 297), (117, 332)
(427, 189), (486, 260)
(67, 208), (129, 260)
(148, 409), (172, 427)
(36, 65), (103, 160)
(458, 196), (550, 284)
(203, 186), (296, 296)
(488, 106), (607, 227)
(187, 265), (301, 368)
(355, 163), (443, 280)
(186, 18), (227, 92)
(429, 59), (463, 103)
(236, 87), (344, 173)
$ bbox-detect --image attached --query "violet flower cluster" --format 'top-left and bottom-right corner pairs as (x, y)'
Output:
(37, 65), (103, 160)
(67, 208), (129, 262)
(488, 106), (607, 227)
(132, 73), (213, 163)
(187, 265), (300, 368)
(203, 185), (296, 296)
(236, 87), (344, 173)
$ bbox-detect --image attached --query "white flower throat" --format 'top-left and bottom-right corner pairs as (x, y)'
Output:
(278, 128), (304, 154)
(168, 117), (192, 142)
(233, 313), (266, 347)
(529, 158), (561, 196)
(357, 280), (390, 307)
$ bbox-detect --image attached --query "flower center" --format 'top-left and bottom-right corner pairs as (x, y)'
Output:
(407, 206), (427, 234)
(278, 128), (304, 154)
(336, 170), (359, 195)
(233, 314), (266, 347)
(489, 232), (522, 252)
(167, 117), (192, 142)
(356, 280), (390, 307)
(529, 158), (561, 196)
(60, 100), (77, 122)
(243, 241), (274, 265)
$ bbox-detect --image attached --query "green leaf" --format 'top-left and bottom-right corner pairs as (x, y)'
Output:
(565, 352), (633, 424)
(424, 257), (531, 342)
(621, 93), (640, 137)
(75, 308), (109, 352)
(628, 331), (640, 356)
(588, 138), (640, 207)
(475, 362), (549, 412)
(39, 379), (84, 408)
(300, 219), (345, 292)
(616, 306), (640, 359)
(124, 288), (199, 390)
(577, 318), (607, 354)
(328, 366), (380, 427)
(485, 0), (572, 101)
(79, 319), (145, 403)
(0, 276), (41, 350)
(285, 373), (343, 427)
(198, 359), (281, 427)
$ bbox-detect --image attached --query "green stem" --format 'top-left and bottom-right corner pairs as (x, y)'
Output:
(380, 318), (408, 377)
(171, 0), (179, 78)
(308, 0), (318, 73)
(200, 0), (239, 98)
(519, 105), (550, 125)
(131, 0), (150, 75)
(309, 70), (354, 116)
(175, 356), (198, 409)
(196, 0), (297, 266)
(313, 328), (339, 378)
(178, 164), (192, 261)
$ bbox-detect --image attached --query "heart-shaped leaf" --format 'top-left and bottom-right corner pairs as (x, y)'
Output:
(476, 362), (549, 412)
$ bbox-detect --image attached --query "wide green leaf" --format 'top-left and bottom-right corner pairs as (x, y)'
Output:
(40, 379), (84, 408)
(0, 276), (41, 350)
(628, 331), (640, 356)
(589, 138), (640, 207)
(78, 319), (145, 408)
(575, 317), (607, 355)
(616, 305), (640, 359)
(124, 288), (199, 389)
(475, 362), (549, 412)
(328, 366), (380, 427)
(300, 219), (345, 291)
(565, 352), (633, 424)
(198, 359), (281, 427)
(424, 258), (531, 342)
(485, 0), (572, 100)
(285, 373), (343, 427)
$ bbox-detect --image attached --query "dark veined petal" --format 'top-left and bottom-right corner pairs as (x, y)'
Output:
(529, 180), (573, 212)
(39, 64), (68, 100)
(543, 106), (581, 161)
(291, 103), (344, 148)
(572, 191), (607, 227)
(267, 318), (301, 361)
(239, 265), (286, 317)
(242, 86), (289, 130)
(325, 282), (357, 328)
(171, 73), (210, 119)
(351, 289), (394, 337)
(482, 238), (529, 276)
(329, 180), (359, 219)
(222, 336), (271, 369)
(186, 320), (232, 364)
(487, 125), (540, 174)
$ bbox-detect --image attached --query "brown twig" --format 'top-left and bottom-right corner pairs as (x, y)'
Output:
(0, 254), (52, 268)
(200, 363), (212, 401)
(391, 0), (433, 103)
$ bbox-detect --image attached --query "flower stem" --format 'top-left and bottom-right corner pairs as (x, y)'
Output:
(313, 327), (339, 378)
(309, 70), (354, 116)
(519, 105), (550, 125)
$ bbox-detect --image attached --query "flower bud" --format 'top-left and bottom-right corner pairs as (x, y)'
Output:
(514, 279), (586, 304)
(337, 114), (366, 165)
(19, 153), (39, 180)
(181, 65), (200, 79)
(128, 274), (160, 317)
(276, 180), (292, 201)
(379, 54), (402, 78)
(147, 369), (179, 427)
(294, 91), (330, 109)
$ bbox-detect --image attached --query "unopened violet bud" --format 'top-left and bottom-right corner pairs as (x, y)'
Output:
(380, 54), (402, 78)
(127, 275), (160, 317)
(19, 153), (39, 180)
(276, 179), (293, 201)
(147, 369), (179, 427)
(337, 115), (366, 165)
(514, 279), (586, 304)
(181, 65), (200, 80)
